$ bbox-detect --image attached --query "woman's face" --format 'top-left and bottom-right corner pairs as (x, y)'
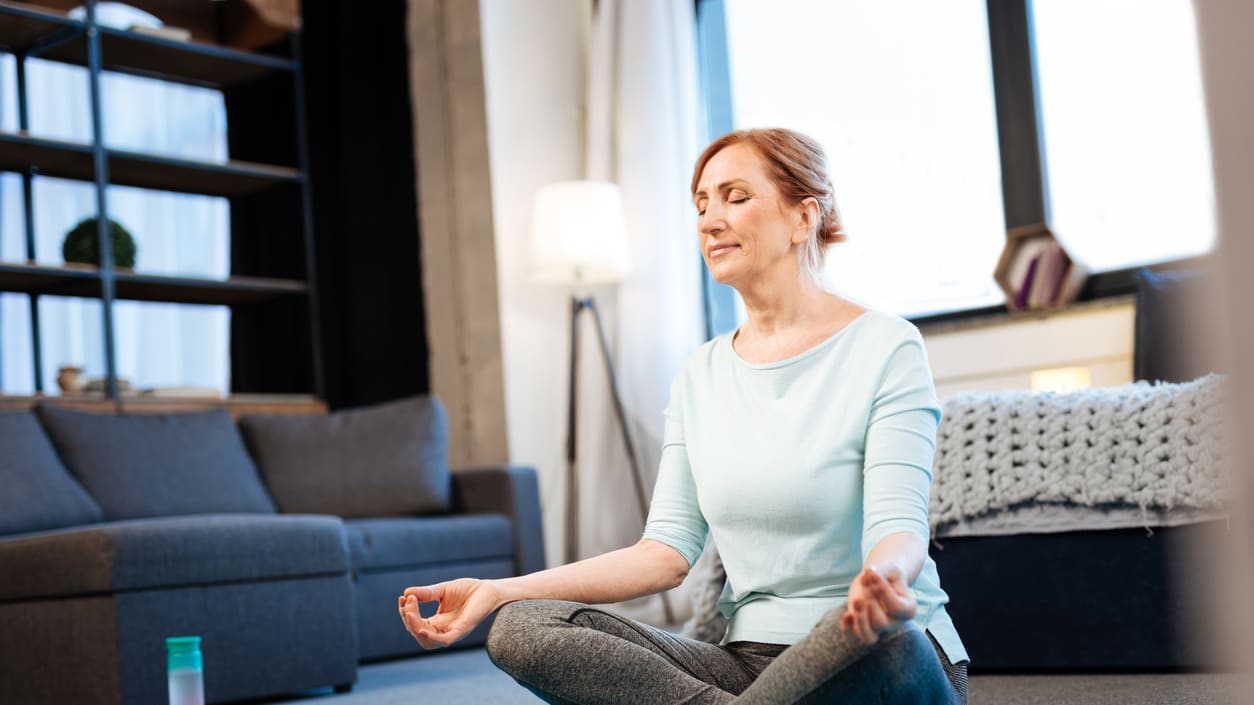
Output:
(693, 143), (808, 288)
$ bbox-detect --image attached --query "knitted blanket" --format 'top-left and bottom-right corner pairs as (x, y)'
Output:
(930, 375), (1228, 534)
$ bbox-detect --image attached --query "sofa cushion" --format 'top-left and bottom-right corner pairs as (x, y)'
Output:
(35, 406), (277, 520)
(239, 395), (451, 518)
(345, 514), (513, 572)
(0, 514), (349, 601)
(0, 412), (103, 535)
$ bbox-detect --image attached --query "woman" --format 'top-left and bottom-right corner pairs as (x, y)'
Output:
(399, 128), (969, 704)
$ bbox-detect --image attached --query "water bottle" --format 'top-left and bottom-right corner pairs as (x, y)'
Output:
(166, 636), (205, 705)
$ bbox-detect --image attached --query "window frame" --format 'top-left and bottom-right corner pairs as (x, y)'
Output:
(694, 0), (1211, 332)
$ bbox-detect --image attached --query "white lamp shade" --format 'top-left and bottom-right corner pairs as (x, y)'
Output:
(529, 180), (632, 285)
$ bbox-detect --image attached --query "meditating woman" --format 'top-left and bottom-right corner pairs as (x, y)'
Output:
(399, 127), (969, 704)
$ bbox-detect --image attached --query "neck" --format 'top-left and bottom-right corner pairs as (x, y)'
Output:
(736, 265), (831, 338)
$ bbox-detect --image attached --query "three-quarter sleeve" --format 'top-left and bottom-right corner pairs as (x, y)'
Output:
(642, 373), (709, 567)
(860, 332), (942, 560)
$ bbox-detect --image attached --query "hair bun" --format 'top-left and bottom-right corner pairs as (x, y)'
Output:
(819, 213), (846, 245)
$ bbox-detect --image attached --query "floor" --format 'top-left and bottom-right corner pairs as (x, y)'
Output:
(284, 648), (1246, 705)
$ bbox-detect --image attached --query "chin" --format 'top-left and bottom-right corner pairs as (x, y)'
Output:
(707, 266), (743, 287)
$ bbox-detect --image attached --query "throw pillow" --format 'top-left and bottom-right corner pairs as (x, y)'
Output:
(35, 406), (277, 520)
(238, 395), (451, 518)
(681, 539), (729, 644)
(0, 411), (103, 534)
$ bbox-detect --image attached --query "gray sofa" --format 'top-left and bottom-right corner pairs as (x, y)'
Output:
(0, 395), (544, 705)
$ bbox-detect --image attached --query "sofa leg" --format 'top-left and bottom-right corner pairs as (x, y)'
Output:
(334, 683), (354, 694)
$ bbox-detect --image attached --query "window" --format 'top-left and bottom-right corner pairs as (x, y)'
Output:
(722, 0), (1006, 317)
(1032, 0), (1215, 270)
(702, 0), (1216, 321)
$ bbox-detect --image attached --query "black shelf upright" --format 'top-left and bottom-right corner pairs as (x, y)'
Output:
(83, 0), (120, 401)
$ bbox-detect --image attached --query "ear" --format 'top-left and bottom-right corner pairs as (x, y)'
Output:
(791, 197), (821, 245)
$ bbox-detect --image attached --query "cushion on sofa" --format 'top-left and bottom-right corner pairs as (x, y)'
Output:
(0, 412), (103, 535)
(0, 514), (349, 601)
(35, 406), (277, 520)
(345, 514), (513, 572)
(239, 395), (451, 518)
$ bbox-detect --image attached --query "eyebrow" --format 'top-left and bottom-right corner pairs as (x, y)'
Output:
(694, 179), (749, 200)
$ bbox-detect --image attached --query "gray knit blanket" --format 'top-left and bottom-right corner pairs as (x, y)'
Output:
(930, 375), (1228, 534)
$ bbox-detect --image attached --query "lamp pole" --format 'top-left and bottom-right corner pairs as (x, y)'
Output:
(563, 291), (674, 624)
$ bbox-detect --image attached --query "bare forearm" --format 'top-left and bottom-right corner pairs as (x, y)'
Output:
(489, 538), (688, 609)
(865, 532), (927, 585)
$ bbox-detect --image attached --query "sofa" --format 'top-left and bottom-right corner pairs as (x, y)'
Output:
(0, 395), (544, 705)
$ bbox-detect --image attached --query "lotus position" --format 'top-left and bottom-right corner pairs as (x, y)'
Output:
(399, 127), (969, 704)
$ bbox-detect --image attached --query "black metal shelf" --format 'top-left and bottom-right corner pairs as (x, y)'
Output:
(0, 131), (301, 196)
(0, 261), (308, 305)
(0, 0), (324, 400)
(0, 1), (295, 88)
(0, 1), (78, 50)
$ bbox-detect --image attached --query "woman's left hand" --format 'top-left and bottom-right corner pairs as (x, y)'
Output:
(840, 564), (917, 645)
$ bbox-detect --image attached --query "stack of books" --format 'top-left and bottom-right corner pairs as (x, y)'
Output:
(994, 224), (1089, 312)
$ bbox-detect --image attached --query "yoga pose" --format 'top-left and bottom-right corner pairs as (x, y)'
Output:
(399, 128), (969, 704)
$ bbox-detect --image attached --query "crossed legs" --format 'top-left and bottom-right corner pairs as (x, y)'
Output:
(487, 600), (967, 705)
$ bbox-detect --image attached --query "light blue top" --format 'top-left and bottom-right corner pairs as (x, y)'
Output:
(642, 310), (968, 663)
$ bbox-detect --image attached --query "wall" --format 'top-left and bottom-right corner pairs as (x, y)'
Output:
(923, 299), (1136, 398)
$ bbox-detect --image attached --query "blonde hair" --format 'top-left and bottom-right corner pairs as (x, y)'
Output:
(691, 128), (843, 281)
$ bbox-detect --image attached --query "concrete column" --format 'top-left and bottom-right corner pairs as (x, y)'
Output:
(406, 0), (509, 467)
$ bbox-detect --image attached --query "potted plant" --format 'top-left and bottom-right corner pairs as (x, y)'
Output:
(62, 217), (138, 269)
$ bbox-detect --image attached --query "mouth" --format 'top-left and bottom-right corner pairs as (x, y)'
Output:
(707, 244), (739, 259)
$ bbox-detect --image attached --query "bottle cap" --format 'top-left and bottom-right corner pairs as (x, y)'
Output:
(166, 636), (202, 672)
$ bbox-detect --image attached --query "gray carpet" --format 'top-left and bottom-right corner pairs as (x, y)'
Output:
(969, 673), (1244, 705)
(287, 648), (1245, 704)
(288, 648), (542, 704)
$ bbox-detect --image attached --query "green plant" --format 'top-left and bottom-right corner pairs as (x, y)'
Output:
(62, 217), (138, 268)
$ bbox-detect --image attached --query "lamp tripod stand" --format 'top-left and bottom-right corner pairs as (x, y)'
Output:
(564, 293), (676, 624)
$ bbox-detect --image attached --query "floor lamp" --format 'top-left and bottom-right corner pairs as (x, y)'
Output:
(531, 181), (675, 623)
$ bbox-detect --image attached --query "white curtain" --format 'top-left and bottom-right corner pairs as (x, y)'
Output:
(0, 3), (230, 396)
(576, 0), (705, 624)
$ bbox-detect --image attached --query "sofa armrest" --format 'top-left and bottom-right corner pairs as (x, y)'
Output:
(450, 465), (546, 575)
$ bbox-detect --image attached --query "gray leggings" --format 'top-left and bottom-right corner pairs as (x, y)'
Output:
(486, 600), (968, 705)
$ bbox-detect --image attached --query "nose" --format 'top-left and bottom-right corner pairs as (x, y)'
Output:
(699, 208), (724, 238)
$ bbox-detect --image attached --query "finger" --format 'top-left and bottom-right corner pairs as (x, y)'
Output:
(402, 607), (441, 649)
(402, 597), (433, 633)
(409, 612), (456, 649)
(862, 561), (892, 589)
(420, 623), (467, 647)
(869, 578), (916, 620)
(840, 611), (856, 639)
(404, 585), (440, 602)
(853, 598), (876, 645)
(864, 595), (893, 634)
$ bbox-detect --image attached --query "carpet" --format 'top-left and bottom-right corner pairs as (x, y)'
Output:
(286, 648), (1244, 704)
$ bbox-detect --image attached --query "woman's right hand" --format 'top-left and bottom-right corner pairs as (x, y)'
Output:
(398, 578), (503, 649)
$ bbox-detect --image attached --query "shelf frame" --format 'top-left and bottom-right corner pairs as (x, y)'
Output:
(0, 131), (302, 197)
(0, 0), (323, 401)
(0, 262), (309, 305)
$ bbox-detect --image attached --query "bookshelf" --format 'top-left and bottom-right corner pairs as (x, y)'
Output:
(0, 0), (322, 403)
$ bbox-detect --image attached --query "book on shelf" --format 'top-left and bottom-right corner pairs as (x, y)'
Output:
(138, 386), (222, 399)
(1005, 238), (1052, 296)
(1012, 251), (1042, 310)
(1027, 242), (1071, 308)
